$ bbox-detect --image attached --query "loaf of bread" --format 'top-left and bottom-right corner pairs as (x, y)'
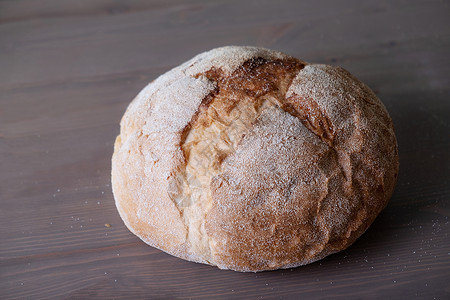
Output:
(111, 46), (399, 272)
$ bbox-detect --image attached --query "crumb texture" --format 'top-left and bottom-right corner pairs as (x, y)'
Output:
(111, 46), (399, 272)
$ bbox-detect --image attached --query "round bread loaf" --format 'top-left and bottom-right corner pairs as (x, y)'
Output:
(111, 46), (399, 272)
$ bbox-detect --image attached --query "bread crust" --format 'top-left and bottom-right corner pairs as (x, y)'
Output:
(111, 46), (399, 272)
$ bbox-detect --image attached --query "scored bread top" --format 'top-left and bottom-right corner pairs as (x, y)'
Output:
(112, 46), (399, 272)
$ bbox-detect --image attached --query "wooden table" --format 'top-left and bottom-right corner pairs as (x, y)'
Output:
(1, 1), (449, 299)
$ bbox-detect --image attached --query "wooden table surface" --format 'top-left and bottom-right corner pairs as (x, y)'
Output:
(1, 1), (449, 299)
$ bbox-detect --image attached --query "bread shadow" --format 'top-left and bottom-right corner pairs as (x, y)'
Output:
(382, 89), (449, 225)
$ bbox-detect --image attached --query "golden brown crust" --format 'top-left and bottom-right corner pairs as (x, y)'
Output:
(111, 46), (399, 272)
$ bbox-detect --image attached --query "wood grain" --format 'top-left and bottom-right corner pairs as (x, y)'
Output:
(1, 0), (449, 299)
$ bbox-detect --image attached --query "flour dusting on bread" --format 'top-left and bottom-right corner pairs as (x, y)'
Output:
(112, 46), (399, 272)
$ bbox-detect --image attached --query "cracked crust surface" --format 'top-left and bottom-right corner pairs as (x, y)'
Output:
(111, 46), (399, 272)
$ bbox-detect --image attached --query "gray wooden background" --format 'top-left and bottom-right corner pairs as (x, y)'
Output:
(1, 0), (449, 299)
